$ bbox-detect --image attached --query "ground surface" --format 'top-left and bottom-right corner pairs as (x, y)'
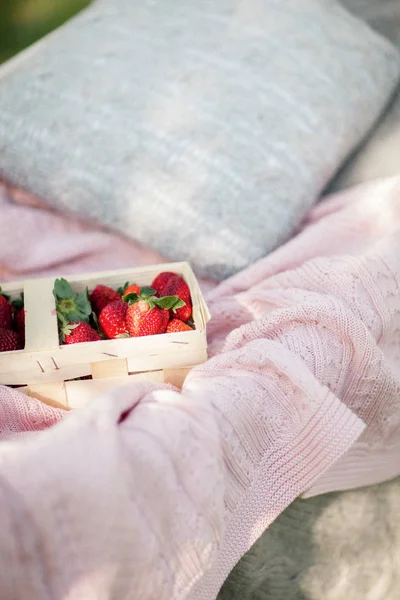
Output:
(0, 0), (91, 63)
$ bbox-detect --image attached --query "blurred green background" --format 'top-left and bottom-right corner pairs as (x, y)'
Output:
(0, 0), (91, 63)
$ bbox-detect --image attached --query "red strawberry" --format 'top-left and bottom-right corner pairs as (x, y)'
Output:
(13, 309), (25, 346)
(99, 299), (129, 339)
(62, 322), (102, 345)
(126, 300), (169, 337)
(158, 274), (192, 322)
(89, 285), (120, 315)
(118, 282), (141, 296)
(123, 288), (185, 337)
(123, 284), (141, 296)
(166, 319), (193, 333)
(0, 294), (12, 330)
(151, 272), (176, 296)
(0, 328), (21, 352)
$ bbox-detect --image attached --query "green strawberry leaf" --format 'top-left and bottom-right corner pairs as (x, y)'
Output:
(56, 298), (75, 313)
(53, 278), (75, 300)
(90, 311), (100, 330)
(56, 310), (67, 325)
(55, 289), (91, 324)
(75, 290), (92, 318)
(89, 311), (106, 338)
(57, 301), (76, 321)
(147, 299), (156, 311)
(12, 299), (24, 310)
(122, 292), (140, 305)
(140, 287), (156, 299)
(117, 281), (129, 295)
(54, 280), (91, 323)
(115, 333), (130, 338)
(153, 296), (185, 311)
(57, 301), (90, 324)
(12, 292), (24, 310)
(74, 310), (91, 323)
(57, 310), (70, 341)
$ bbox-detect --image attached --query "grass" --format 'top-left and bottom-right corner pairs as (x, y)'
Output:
(0, 0), (91, 63)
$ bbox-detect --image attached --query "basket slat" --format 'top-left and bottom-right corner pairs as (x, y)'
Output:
(91, 358), (129, 379)
(24, 278), (59, 351)
(65, 371), (165, 409)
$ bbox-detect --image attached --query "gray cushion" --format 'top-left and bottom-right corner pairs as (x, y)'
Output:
(330, 0), (400, 191)
(0, 0), (399, 280)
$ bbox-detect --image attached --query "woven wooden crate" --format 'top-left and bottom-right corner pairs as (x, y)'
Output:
(0, 262), (210, 409)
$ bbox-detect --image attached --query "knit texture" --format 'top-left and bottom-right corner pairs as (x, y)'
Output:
(0, 0), (399, 280)
(331, 0), (400, 190)
(2, 176), (400, 597)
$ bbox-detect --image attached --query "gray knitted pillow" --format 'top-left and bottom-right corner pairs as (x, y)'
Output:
(0, 0), (399, 280)
(331, 0), (400, 191)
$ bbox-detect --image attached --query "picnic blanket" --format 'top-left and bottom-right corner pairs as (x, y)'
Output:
(1, 175), (400, 598)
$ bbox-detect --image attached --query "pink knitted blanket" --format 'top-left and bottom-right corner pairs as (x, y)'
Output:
(1, 176), (400, 599)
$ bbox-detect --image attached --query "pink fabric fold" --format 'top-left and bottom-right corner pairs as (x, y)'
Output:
(1, 176), (400, 598)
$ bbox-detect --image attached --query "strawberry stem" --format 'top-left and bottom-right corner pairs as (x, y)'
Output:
(53, 278), (92, 323)
(122, 290), (185, 312)
(117, 281), (130, 295)
(11, 292), (24, 310)
(139, 287), (156, 299)
(122, 292), (140, 305)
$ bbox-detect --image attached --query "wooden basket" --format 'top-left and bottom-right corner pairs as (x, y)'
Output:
(0, 262), (210, 409)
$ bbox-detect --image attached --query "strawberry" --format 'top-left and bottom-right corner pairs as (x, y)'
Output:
(126, 300), (169, 337)
(158, 274), (192, 322)
(123, 288), (185, 337)
(99, 299), (129, 339)
(13, 309), (25, 345)
(123, 284), (141, 296)
(0, 328), (21, 352)
(118, 282), (141, 296)
(61, 322), (102, 345)
(0, 289), (12, 330)
(89, 284), (121, 315)
(12, 293), (25, 346)
(151, 272), (176, 296)
(166, 319), (193, 333)
(53, 278), (92, 323)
